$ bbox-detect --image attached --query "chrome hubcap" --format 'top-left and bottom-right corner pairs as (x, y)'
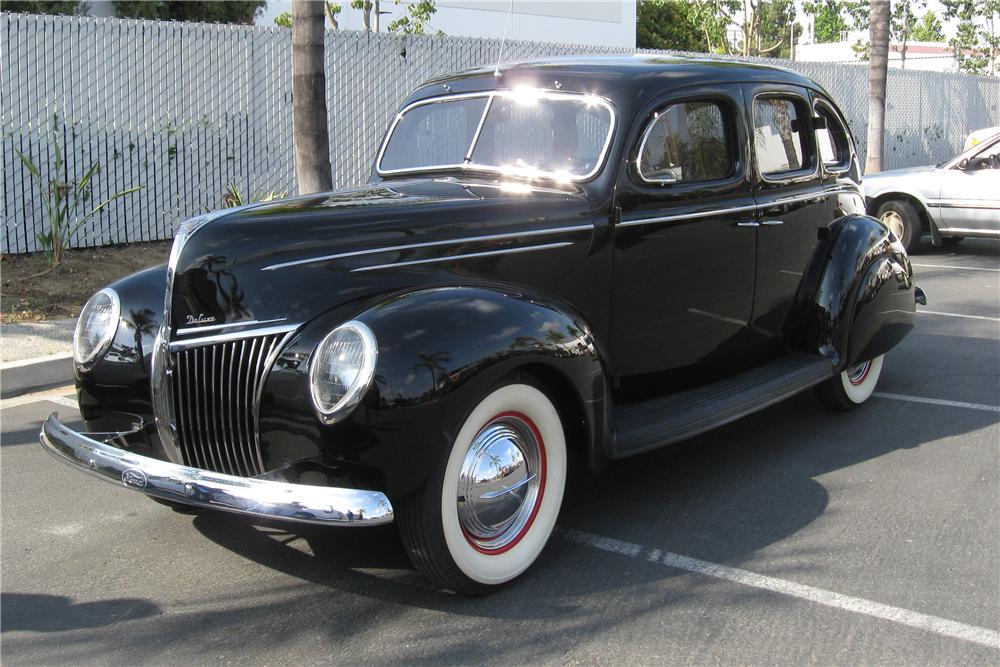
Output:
(846, 360), (872, 386)
(880, 211), (904, 240)
(457, 414), (542, 552)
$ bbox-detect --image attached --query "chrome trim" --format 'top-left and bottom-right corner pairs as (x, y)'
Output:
(168, 323), (300, 352)
(73, 288), (122, 369)
(254, 328), (299, 444)
(262, 225), (593, 271)
(374, 89), (617, 183)
(151, 205), (261, 466)
(619, 203), (758, 227)
(936, 227), (1000, 236)
(759, 190), (828, 208)
(351, 241), (573, 273)
(309, 321), (378, 425)
(40, 414), (394, 526)
(175, 317), (288, 336)
(761, 220), (784, 226)
(737, 221), (759, 227)
(925, 200), (999, 210)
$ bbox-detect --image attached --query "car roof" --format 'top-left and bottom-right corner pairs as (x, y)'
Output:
(413, 54), (823, 104)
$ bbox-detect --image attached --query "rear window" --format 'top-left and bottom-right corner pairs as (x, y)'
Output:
(753, 96), (813, 177)
(815, 100), (852, 171)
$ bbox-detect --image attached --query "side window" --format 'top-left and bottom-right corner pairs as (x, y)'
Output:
(815, 100), (852, 171)
(753, 96), (813, 177)
(637, 101), (733, 184)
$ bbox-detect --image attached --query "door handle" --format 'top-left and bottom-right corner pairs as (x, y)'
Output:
(737, 221), (760, 227)
(760, 220), (784, 226)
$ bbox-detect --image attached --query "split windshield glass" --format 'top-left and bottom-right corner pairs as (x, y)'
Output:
(377, 90), (615, 181)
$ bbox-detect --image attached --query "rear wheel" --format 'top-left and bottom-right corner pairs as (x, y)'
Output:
(877, 200), (921, 252)
(814, 355), (884, 411)
(398, 381), (567, 595)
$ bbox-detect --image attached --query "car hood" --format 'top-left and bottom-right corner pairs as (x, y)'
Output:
(167, 177), (598, 335)
(862, 165), (938, 193)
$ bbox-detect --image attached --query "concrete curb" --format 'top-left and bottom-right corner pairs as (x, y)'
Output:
(0, 353), (74, 399)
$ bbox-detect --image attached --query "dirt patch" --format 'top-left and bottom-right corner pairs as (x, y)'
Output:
(1, 241), (171, 324)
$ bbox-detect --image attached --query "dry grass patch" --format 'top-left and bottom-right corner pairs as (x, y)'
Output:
(2, 241), (171, 323)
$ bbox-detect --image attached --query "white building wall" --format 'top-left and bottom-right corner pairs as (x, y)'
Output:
(262, 0), (636, 49)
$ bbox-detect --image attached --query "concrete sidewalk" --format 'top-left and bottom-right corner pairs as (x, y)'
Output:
(1, 319), (75, 397)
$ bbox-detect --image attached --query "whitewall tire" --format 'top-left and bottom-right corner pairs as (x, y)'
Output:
(398, 381), (567, 595)
(815, 355), (884, 411)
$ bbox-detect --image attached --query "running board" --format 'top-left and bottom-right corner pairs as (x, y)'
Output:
(612, 353), (834, 459)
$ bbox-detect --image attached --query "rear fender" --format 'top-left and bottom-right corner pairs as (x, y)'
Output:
(804, 214), (917, 368)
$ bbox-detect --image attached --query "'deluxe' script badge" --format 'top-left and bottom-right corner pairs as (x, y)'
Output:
(186, 313), (216, 325)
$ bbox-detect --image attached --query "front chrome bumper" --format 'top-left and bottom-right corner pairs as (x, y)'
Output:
(39, 414), (393, 526)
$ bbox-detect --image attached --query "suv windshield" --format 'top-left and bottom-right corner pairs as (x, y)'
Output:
(377, 89), (616, 182)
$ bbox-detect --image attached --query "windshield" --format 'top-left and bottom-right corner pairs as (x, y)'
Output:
(377, 90), (616, 182)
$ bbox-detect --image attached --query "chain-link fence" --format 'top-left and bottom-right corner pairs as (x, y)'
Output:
(3, 13), (998, 254)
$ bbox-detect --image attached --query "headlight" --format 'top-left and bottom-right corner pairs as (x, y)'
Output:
(309, 320), (377, 423)
(73, 288), (121, 367)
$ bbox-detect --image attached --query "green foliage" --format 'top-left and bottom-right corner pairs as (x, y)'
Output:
(18, 117), (141, 268)
(112, 1), (266, 25)
(274, 11), (292, 28)
(911, 10), (945, 42)
(636, 0), (715, 52)
(222, 183), (285, 208)
(942, 0), (1000, 74)
(325, 2), (341, 29)
(2, 0), (87, 15)
(387, 0), (437, 34)
(803, 0), (851, 43)
(754, 0), (800, 58)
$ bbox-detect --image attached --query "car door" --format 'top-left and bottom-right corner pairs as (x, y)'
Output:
(743, 84), (827, 349)
(938, 136), (1000, 234)
(611, 84), (758, 390)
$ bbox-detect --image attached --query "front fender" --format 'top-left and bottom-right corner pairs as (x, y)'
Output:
(804, 214), (917, 368)
(356, 286), (608, 496)
(259, 286), (608, 498)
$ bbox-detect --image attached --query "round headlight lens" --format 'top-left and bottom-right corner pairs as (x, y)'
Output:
(309, 320), (377, 423)
(73, 288), (121, 367)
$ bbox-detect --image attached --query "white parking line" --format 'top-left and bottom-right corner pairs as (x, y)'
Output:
(911, 263), (1000, 273)
(873, 392), (1000, 413)
(919, 310), (1000, 322)
(563, 529), (1000, 649)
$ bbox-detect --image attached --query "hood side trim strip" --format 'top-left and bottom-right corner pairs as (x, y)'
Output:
(261, 223), (594, 271)
(351, 241), (573, 273)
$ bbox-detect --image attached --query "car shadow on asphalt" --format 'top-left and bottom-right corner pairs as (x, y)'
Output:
(189, 386), (998, 616)
(0, 593), (159, 632)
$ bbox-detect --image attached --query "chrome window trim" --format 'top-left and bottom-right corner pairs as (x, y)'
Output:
(634, 100), (736, 185)
(175, 317), (289, 336)
(168, 323), (301, 352)
(261, 223), (594, 271)
(374, 89), (617, 183)
(751, 91), (820, 185)
(351, 241), (574, 273)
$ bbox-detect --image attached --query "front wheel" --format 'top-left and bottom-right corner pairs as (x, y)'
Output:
(398, 381), (567, 595)
(814, 355), (884, 411)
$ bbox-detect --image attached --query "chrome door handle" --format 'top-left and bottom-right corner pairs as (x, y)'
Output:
(737, 221), (760, 227)
(760, 220), (784, 226)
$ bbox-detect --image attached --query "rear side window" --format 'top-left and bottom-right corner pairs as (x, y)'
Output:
(637, 101), (733, 184)
(753, 96), (812, 177)
(815, 100), (852, 171)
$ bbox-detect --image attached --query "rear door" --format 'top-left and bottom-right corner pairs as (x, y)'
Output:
(743, 84), (827, 348)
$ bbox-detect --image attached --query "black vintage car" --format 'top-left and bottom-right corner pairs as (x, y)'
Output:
(42, 56), (924, 595)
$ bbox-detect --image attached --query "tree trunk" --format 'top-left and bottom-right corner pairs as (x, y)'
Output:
(864, 0), (891, 175)
(292, 0), (333, 194)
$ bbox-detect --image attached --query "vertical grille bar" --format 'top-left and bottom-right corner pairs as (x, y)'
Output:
(169, 332), (283, 477)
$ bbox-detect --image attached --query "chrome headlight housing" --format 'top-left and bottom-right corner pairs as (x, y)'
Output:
(73, 288), (121, 368)
(309, 320), (378, 423)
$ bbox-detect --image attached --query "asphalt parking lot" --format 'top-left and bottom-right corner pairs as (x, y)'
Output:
(2, 240), (998, 665)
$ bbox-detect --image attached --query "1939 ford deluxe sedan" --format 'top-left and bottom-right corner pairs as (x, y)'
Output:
(41, 56), (924, 595)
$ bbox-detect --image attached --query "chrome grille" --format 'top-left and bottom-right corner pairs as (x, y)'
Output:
(170, 332), (284, 477)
